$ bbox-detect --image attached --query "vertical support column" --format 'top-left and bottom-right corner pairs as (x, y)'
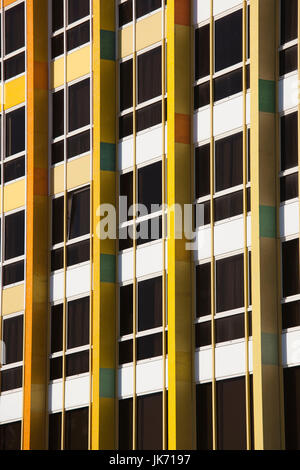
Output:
(23, 0), (49, 450)
(92, 0), (116, 450)
(250, 0), (283, 450)
(167, 0), (194, 450)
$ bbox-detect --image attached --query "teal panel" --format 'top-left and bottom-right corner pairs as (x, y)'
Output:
(100, 30), (115, 61)
(100, 253), (116, 283)
(260, 205), (276, 238)
(261, 332), (279, 366)
(100, 142), (116, 171)
(259, 79), (275, 113)
(100, 368), (115, 398)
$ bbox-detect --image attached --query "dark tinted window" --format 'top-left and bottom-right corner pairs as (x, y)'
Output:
(52, 90), (64, 138)
(282, 301), (300, 329)
(49, 413), (62, 450)
(280, 45), (298, 75)
(281, 112), (298, 170)
(66, 350), (89, 377)
(119, 398), (133, 450)
(138, 47), (161, 104)
(68, 0), (90, 24)
(51, 247), (63, 271)
(120, 59), (133, 111)
(52, 0), (64, 32)
(120, 171), (133, 223)
(196, 383), (212, 450)
(137, 393), (162, 450)
(51, 304), (63, 353)
(67, 297), (90, 349)
(67, 21), (90, 52)
(282, 238), (300, 297)
(5, 211), (25, 260)
(280, 172), (298, 202)
(4, 156), (25, 183)
(214, 190), (243, 222)
(3, 315), (23, 364)
(136, 100), (163, 132)
(120, 284), (133, 336)
(1, 367), (23, 392)
(50, 357), (62, 380)
(5, 3), (24, 55)
(0, 421), (21, 450)
(65, 407), (88, 450)
(138, 276), (162, 331)
(119, 339), (133, 365)
(215, 132), (243, 192)
(214, 68), (243, 102)
(67, 240), (90, 267)
(195, 24), (210, 80)
(52, 140), (64, 165)
(4, 52), (25, 80)
(119, 112), (133, 138)
(138, 161), (162, 213)
(195, 144), (210, 199)
(119, 0), (133, 28)
(284, 365), (300, 449)
(194, 200), (211, 228)
(69, 79), (90, 132)
(6, 107), (25, 157)
(136, 216), (162, 246)
(52, 34), (64, 59)
(194, 81), (210, 109)
(215, 10), (242, 72)
(196, 263), (211, 317)
(215, 314), (244, 343)
(281, 0), (298, 44)
(136, 0), (161, 18)
(195, 321), (211, 348)
(67, 130), (90, 159)
(216, 254), (244, 313)
(68, 188), (90, 240)
(52, 196), (64, 245)
(3, 261), (24, 286)
(137, 333), (162, 360)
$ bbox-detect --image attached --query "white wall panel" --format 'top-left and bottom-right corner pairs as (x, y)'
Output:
(50, 271), (64, 302)
(0, 391), (23, 424)
(282, 330), (300, 367)
(279, 201), (299, 238)
(247, 215), (251, 247)
(195, 348), (213, 383)
(215, 341), (246, 379)
(66, 264), (90, 298)
(246, 91), (250, 124)
(193, 0), (210, 24)
(278, 74), (298, 112)
(214, 95), (243, 137)
(136, 358), (166, 395)
(214, 216), (244, 257)
(194, 107), (211, 143)
(118, 250), (134, 283)
(213, 0), (243, 16)
(118, 137), (133, 171)
(136, 241), (163, 278)
(48, 381), (63, 412)
(65, 375), (90, 409)
(194, 226), (212, 262)
(136, 126), (162, 165)
(118, 365), (134, 398)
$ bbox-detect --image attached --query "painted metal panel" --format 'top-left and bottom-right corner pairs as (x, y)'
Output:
(282, 330), (300, 367)
(214, 94), (243, 137)
(48, 381), (63, 413)
(214, 216), (244, 257)
(213, 0), (243, 16)
(194, 107), (211, 143)
(118, 137), (134, 171)
(136, 241), (163, 278)
(65, 375), (90, 409)
(118, 250), (134, 283)
(136, 358), (164, 395)
(66, 263), (91, 298)
(136, 125), (163, 165)
(279, 201), (299, 238)
(50, 271), (64, 302)
(0, 391), (23, 424)
(193, 0), (210, 24)
(118, 365), (134, 398)
(215, 340), (246, 379)
(194, 226), (212, 262)
(195, 348), (213, 383)
(278, 74), (298, 112)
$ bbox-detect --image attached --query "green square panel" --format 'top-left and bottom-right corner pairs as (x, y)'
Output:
(259, 79), (275, 113)
(100, 30), (115, 61)
(261, 333), (278, 366)
(100, 253), (116, 283)
(100, 368), (115, 398)
(260, 205), (276, 238)
(100, 142), (116, 171)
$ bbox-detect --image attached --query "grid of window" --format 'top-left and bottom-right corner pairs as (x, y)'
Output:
(279, 0), (298, 76)
(118, 0), (165, 28)
(48, 407), (89, 450)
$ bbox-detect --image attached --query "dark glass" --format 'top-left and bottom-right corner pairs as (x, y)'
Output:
(215, 314), (244, 343)
(216, 254), (244, 313)
(0, 421), (21, 450)
(119, 340), (133, 365)
(215, 132), (243, 192)
(119, 227), (134, 251)
(120, 59), (133, 111)
(120, 284), (133, 336)
(5, 3), (24, 55)
(6, 107), (25, 157)
(217, 377), (247, 450)
(137, 393), (162, 450)
(51, 248), (63, 271)
(66, 350), (89, 377)
(281, 0), (298, 44)
(119, 0), (133, 28)
(214, 68), (243, 102)
(49, 413), (62, 450)
(5, 211), (25, 260)
(67, 130), (90, 159)
(4, 52), (25, 80)
(136, 100), (162, 132)
(68, 0), (90, 24)
(282, 238), (300, 297)
(52, 140), (64, 165)
(119, 113), (133, 138)
(4, 156), (25, 184)
(136, 216), (162, 246)
(215, 9), (243, 72)
(194, 81), (210, 109)
(67, 297), (90, 349)
(119, 398), (133, 450)
(52, 196), (64, 245)
(136, 0), (161, 18)
(69, 79), (90, 132)
(50, 357), (63, 380)
(246, 64), (250, 89)
(137, 333), (162, 361)
(196, 383), (213, 450)
(138, 276), (162, 331)
(247, 128), (251, 182)
(138, 161), (162, 213)
(195, 321), (211, 348)
(282, 301), (300, 329)
(194, 201), (211, 228)
(280, 172), (298, 202)
(68, 187), (90, 240)
(280, 45), (298, 75)
(65, 407), (88, 450)
(51, 304), (63, 353)
(67, 21), (90, 52)
(196, 263), (211, 317)
(52, 34), (64, 59)
(195, 24), (210, 80)
(52, 90), (64, 138)
(138, 47), (161, 104)
(3, 260), (24, 286)
(1, 367), (23, 392)
(284, 365), (300, 449)
(195, 144), (210, 198)
(120, 171), (133, 222)
(281, 112), (298, 171)
(67, 240), (90, 267)
(3, 315), (23, 364)
(214, 191), (243, 222)
(52, 0), (64, 32)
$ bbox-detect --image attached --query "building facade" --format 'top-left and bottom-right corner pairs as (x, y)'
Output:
(0, 0), (299, 451)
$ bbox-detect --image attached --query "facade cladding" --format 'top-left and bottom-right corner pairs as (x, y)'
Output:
(0, 0), (300, 452)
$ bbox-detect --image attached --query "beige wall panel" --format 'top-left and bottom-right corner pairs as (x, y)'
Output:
(2, 284), (25, 316)
(4, 179), (25, 212)
(67, 154), (91, 190)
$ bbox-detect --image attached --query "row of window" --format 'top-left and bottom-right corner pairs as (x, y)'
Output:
(52, 0), (90, 32)
(119, 0), (165, 28)
(0, 314), (23, 393)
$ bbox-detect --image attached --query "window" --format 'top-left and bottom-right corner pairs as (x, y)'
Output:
(215, 10), (243, 72)
(119, 398), (133, 450)
(215, 314), (244, 343)
(196, 263), (211, 317)
(52, 0), (64, 32)
(66, 350), (89, 377)
(65, 407), (89, 450)
(281, 0), (298, 45)
(216, 254), (244, 313)
(4, 156), (25, 183)
(67, 130), (90, 159)
(68, 0), (90, 24)
(195, 321), (211, 348)
(52, 34), (64, 59)
(120, 171), (133, 223)
(3, 261), (24, 286)
(4, 52), (25, 80)
(6, 107), (25, 157)
(196, 383), (212, 450)
(138, 162), (162, 213)
(49, 413), (62, 450)
(280, 172), (298, 202)
(136, 0), (161, 19)
(215, 132), (243, 192)
(195, 24), (210, 80)
(195, 144), (210, 199)
(0, 422), (21, 450)
(119, 112), (133, 139)
(281, 112), (298, 171)
(194, 81), (210, 109)
(217, 376), (247, 450)
(280, 45), (298, 75)
(3, 315), (23, 364)
(136, 216), (162, 246)
(5, 3), (25, 55)
(51, 304), (63, 354)
(138, 47), (162, 104)
(120, 284), (133, 336)
(214, 190), (244, 222)
(282, 238), (300, 297)
(138, 276), (162, 332)
(282, 300), (300, 329)
(284, 365), (300, 449)
(67, 239), (90, 267)
(214, 67), (243, 102)
(119, 0), (133, 28)
(137, 393), (162, 450)
(5, 211), (25, 260)
(52, 196), (64, 245)
(67, 187), (90, 240)
(120, 59), (133, 111)
(67, 21), (90, 52)
(137, 333), (162, 360)
(69, 79), (90, 132)
(136, 100), (164, 132)
(67, 297), (90, 350)
(0, 367), (22, 392)
(119, 339), (133, 365)
(52, 90), (64, 139)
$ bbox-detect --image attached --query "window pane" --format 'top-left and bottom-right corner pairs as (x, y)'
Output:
(138, 161), (162, 213)
(120, 59), (133, 111)
(52, 0), (64, 32)
(5, 3), (24, 55)
(49, 413), (62, 450)
(137, 393), (162, 450)
(4, 52), (25, 80)
(68, 0), (90, 24)
(138, 276), (162, 332)
(51, 34), (64, 59)
(196, 383), (213, 450)
(65, 407), (88, 450)
(3, 260), (24, 286)
(137, 333), (162, 361)
(0, 421), (21, 450)
(216, 254), (244, 313)
(6, 107), (25, 157)
(120, 284), (133, 336)
(4, 156), (25, 183)
(217, 377), (247, 450)
(215, 132), (243, 192)
(52, 140), (64, 165)
(284, 365), (300, 449)
(195, 144), (210, 199)
(136, 216), (162, 246)
(194, 81), (210, 109)
(280, 172), (298, 202)
(1, 367), (22, 392)
(51, 304), (63, 353)
(120, 171), (133, 222)
(196, 263), (211, 317)
(66, 350), (89, 377)
(195, 321), (211, 348)
(138, 47), (162, 104)
(3, 315), (23, 364)
(215, 314), (244, 343)
(52, 90), (64, 139)
(136, 0), (161, 18)
(282, 301), (300, 329)
(136, 100), (163, 132)
(52, 196), (64, 245)
(51, 247), (63, 271)
(282, 238), (300, 297)
(214, 190), (244, 222)
(119, 112), (133, 138)
(50, 357), (62, 380)
(67, 239), (90, 267)
(67, 297), (90, 349)
(280, 45), (298, 75)
(281, 112), (298, 171)
(281, 0), (298, 44)
(5, 211), (25, 260)
(67, 130), (90, 159)
(119, 398), (133, 450)
(119, 340), (133, 365)
(195, 25), (210, 80)
(214, 68), (243, 102)
(68, 188), (90, 240)
(67, 21), (90, 52)
(215, 10), (242, 72)
(69, 79), (90, 132)
(119, 0), (133, 28)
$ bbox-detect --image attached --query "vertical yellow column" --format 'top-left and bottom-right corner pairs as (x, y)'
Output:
(250, 0), (284, 449)
(167, 0), (194, 450)
(92, 0), (116, 449)
(23, 0), (49, 450)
